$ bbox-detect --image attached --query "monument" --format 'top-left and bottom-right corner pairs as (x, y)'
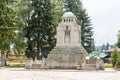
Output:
(46, 12), (88, 69)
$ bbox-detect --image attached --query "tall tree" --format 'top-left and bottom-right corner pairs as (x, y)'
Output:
(0, 0), (17, 54)
(117, 30), (120, 48)
(63, 0), (94, 53)
(51, 0), (64, 25)
(106, 42), (110, 50)
(101, 44), (106, 52)
(111, 46), (118, 67)
(25, 0), (55, 60)
(11, 0), (32, 55)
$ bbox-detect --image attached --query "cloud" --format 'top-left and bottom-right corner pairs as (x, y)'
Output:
(81, 0), (120, 45)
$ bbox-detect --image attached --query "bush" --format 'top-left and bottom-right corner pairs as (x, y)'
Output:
(115, 54), (120, 68)
(111, 47), (118, 67)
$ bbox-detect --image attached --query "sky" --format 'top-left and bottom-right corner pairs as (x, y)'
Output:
(81, 0), (120, 46)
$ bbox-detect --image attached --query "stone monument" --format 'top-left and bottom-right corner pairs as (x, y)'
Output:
(46, 12), (88, 69)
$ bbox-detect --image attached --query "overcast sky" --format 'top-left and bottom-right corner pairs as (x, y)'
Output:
(81, 0), (120, 46)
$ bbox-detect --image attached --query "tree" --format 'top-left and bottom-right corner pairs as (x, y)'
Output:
(111, 46), (118, 67)
(11, 0), (32, 55)
(101, 44), (106, 52)
(115, 52), (120, 68)
(63, 0), (94, 53)
(0, 0), (17, 66)
(50, 0), (64, 25)
(117, 30), (120, 48)
(25, 0), (55, 61)
(92, 39), (96, 51)
(106, 42), (110, 50)
(0, 0), (17, 53)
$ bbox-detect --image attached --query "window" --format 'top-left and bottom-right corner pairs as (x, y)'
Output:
(69, 19), (70, 22)
(64, 31), (70, 43)
(65, 31), (70, 36)
(66, 26), (68, 30)
(71, 19), (73, 22)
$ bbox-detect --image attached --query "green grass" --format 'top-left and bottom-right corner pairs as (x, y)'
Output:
(104, 63), (112, 68)
(8, 61), (25, 67)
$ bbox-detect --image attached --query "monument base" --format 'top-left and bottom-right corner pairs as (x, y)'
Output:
(46, 46), (88, 69)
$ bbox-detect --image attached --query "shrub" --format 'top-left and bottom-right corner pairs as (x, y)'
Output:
(115, 53), (120, 68)
(111, 47), (118, 67)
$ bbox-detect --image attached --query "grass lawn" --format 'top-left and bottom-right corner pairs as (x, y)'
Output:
(8, 61), (25, 67)
(104, 63), (112, 68)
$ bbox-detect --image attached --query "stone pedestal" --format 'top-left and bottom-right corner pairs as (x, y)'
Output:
(84, 58), (104, 70)
(1, 51), (6, 66)
(46, 46), (87, 69)
(25, 60), (33, 69)
(25, 60), (42, 69)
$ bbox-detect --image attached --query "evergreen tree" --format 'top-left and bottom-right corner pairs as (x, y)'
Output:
(101, 44), (106, 52)
(51, 0), (64, 25)
(106, 42), (110, 50)
(0, 0), (17, 53)
(92, 39), (96, 51)
(63, 0), (93, 53)
(117, 30), (120, 48)
(12, 0), (32, 55)
(25, 0), (55, 60)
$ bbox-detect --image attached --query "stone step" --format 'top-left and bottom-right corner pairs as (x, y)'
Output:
(31, 63), (41, 69)
(85, 64), (96, 70)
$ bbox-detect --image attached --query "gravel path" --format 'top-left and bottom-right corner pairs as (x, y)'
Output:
(0, 68), (120, 80)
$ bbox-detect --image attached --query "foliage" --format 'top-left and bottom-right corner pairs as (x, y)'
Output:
(10, 0), (32, 55)
(24, 0), (56, 61)
(101, 43), (110, 52)
(115, 52), (120, 68)
(117, 30), (120, 48)
(111, 47), (119, 67)
(0, 0), (17, 53)
(63, 0), (94, 53)
(50, 0), (64, 25)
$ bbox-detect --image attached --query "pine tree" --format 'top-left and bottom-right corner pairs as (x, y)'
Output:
(13, 0), (34, 55)
(101, 44), (106, 52)
(25, 0), (55, 60)
(63, 0), (93, 53)
(117, 30), (120, 48)
(106, 42), (110, 50)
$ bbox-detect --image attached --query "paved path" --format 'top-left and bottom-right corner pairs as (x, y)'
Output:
(0, 68), (120, 80)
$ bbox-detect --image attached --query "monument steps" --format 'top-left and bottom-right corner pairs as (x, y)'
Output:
(85, 64), (96, 70)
